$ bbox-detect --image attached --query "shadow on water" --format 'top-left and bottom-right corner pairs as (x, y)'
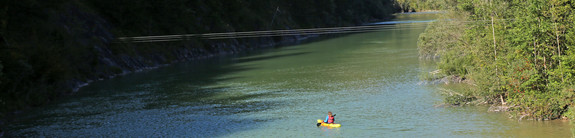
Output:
(5, 49), (310, 137)
(233, 52), (310, 63)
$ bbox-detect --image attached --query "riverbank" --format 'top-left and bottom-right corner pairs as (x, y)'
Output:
(417, 0), (575, 121)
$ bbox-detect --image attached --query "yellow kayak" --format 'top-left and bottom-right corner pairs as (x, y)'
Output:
(317, 119), (341, 127)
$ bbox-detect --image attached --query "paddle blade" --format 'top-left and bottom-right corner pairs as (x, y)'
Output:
(316, 123), (321, 127)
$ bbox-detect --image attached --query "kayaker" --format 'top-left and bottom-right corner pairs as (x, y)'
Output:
(324, 111), (335, 124)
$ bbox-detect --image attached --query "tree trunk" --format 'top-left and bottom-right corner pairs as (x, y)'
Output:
(491, 16), (497, 76)
(500, 94), (506, 105)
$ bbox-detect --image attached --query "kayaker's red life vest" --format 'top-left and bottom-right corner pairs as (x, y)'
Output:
(327, 115), (335, 123)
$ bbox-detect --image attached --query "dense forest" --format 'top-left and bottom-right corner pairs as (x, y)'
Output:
(0, 0), (400, 117)
(417, 0), (575, 120)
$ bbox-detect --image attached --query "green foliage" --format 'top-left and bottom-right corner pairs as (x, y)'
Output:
(564, 105), (575, 120)
(437, 51), (472, 77)
(396, 0), (457, 12)
(418, 11), (468, 59)
(419, 0), (575, 120)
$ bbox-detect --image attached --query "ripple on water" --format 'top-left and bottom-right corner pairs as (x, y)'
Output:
(6, 13), (574, 137)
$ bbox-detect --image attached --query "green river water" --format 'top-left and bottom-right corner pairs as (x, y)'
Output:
(6, 13), (574, 137)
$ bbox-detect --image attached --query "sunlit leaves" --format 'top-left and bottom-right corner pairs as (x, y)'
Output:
(420, 0), (575, 120)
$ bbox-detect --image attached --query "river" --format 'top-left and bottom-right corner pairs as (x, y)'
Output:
(5, 13), (573, 137)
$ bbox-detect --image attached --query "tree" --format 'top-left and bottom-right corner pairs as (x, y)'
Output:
(419, 0), (575, 120)
(0, 60), (3, 85)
